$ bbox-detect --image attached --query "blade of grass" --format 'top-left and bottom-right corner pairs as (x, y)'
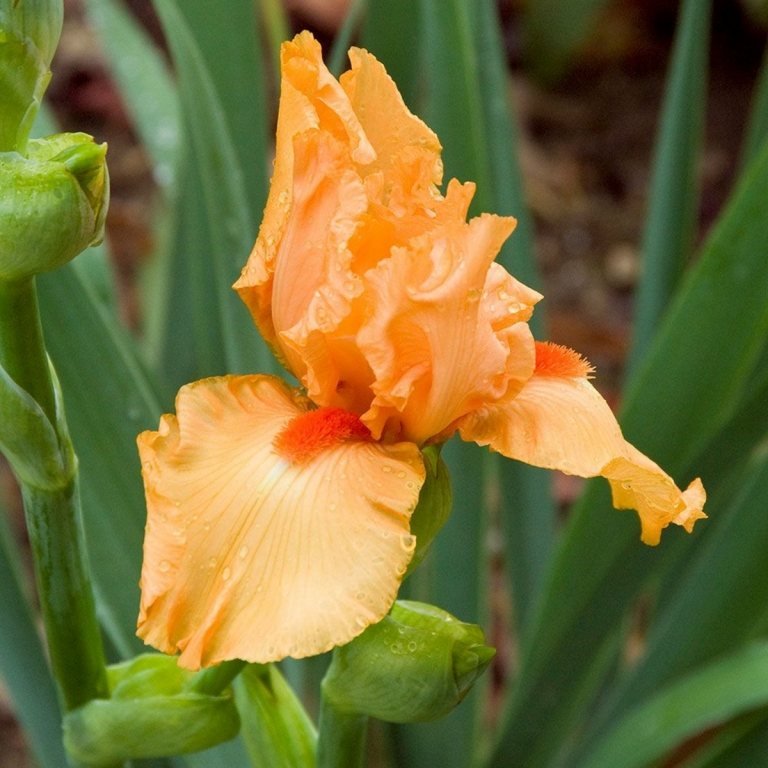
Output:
(628, 0), (712, 374)
(0, 509), (67, 768)
(578, 642), (768, 768)
(490, 137), (768, 768)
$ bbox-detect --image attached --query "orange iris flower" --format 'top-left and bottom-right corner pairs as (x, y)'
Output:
(136, 32), (706, 669)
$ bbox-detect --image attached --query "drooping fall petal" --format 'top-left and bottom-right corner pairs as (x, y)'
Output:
(458, 342), (706, 544)
(137, 375), (424, 668)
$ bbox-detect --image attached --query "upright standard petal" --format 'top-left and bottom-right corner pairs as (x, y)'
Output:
(137, 375), (424, 668)
(359, 181), (541, 443)
(458, 342), (706, 544)
(234, 31), (374, 350)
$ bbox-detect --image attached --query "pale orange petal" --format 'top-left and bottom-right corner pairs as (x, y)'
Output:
(137, 375), (424, 668)
(458, 360), (706, 544)
(235, 31), (374, 349)
(358, 180), (542, 443)
(340, 46), (443, 208)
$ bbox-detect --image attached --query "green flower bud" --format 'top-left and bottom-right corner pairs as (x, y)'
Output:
(322, 600), (495, 723)
(0, 132), (109, 281)
(63, 654), (240, 767)
(407, 445), (452, 575)
(0, 0), (63, 151)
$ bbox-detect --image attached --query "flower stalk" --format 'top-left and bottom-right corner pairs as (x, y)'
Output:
(317, 689), (367, 768)
(0, 277), (110, 715)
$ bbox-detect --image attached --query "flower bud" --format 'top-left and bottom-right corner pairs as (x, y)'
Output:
(407, 445), (452, 575)
(63, 654), (240, 766)
(322, 600), (495, 723)
(0, 132), (109, 281)
(0, 0), (63, 151)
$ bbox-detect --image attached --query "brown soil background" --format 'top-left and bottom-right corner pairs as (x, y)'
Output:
(1, 0), (765, 765)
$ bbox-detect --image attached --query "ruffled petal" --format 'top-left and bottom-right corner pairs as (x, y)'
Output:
(340, 46), (443, 210)
(359, 180), (542, 443)
(458, 343), (706, 544)
(137, 375), (424, 668)
(235, 31), (374, 349)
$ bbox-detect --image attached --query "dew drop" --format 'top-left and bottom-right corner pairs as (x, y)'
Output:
(159, 560), (170, 573)
(400, 534), (417, 552)
(397, 470), (406, 479)
(238, 545), (249, 560)
(407, 641), (418, 653)
(208, 557), (218, 569)
(382, 465), (393, 474)
(222, 567), (231, 581)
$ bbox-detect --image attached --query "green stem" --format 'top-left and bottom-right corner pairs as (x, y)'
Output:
(317, 691), (368, 768)
(0, 278), (57, 424)
(0, 277), (109, 713)
(21, 482), (110, 711)
(188, 659), (247, 695)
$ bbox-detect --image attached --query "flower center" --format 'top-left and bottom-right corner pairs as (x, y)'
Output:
(273, 406), (372, 463)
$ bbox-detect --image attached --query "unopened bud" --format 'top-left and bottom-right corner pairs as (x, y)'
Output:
(63, 654), (240, 767)
(0, 0), (63, 151)
(0, 132), (109, 281)
(322, 600), (495, 723)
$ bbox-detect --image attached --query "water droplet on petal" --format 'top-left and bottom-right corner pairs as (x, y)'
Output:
(222, 567), (231, 581)
(159, 560), (170, 573)
(238, 545), (249, 560)
(400, 534), (417, 552)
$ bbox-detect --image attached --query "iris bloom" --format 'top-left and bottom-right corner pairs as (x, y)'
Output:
(137, 32), (706, 669)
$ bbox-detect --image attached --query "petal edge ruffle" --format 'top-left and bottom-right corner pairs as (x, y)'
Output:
(137, 375), (424, 668)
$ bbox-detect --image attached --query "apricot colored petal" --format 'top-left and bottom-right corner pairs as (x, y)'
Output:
(359, 180), (541, 443)
(341, 46), (443, 203)
(235, 31), (374, 348)
(137, 375), (424, 668)
(458, 371), (706, 544)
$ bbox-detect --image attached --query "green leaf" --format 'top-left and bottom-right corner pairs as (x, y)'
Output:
(490, 127), (768, 768)
(235, 664), (317, 767)
(149, 0), (274, 382)
(522, 0), (611, 82)
(82, 0), (179, 191)
(628, 0), (712, 372)
(578, 642), (768, 768)
(741, 43), (768, 170)
(38, 264), (163, 657)
(0, 509), (67, 768)
(359, 0), (422, 111)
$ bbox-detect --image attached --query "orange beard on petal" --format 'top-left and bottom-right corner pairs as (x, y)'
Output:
(274, 406), (372, 464)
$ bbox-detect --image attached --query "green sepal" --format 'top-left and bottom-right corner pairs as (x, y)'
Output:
(322, 600), (495, 723)
(0, 132), (109, 281)
(63, 653), (241, 766)
(407, 445), (452, 575)
(235, 664), (317, 768)
(0, 0), (62, 151)
(0, 357), (74, 489)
